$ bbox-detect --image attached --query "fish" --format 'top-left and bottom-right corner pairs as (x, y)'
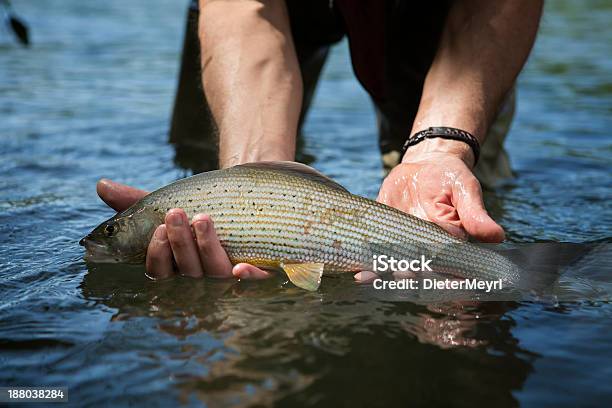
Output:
(81, 161), (521, 291)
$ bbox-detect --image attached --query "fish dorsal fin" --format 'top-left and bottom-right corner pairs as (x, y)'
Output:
(236, 161), (349, 192)
(281, 262), (324, 291)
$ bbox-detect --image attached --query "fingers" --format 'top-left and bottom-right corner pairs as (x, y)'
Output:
(431, 221), (469, 241)
(354, 271), (416, 283)
(97, 178), (148, 212)
(145, 225), (174, 280)
(191, 214), (272, 280)
(453, 177), (505, 243)
(191, 214), (234, 278)
(165, 209), (204, 278)
(144, 210), (273, 281)
(422, 196), (468, 240)
(232, 263), (273, 280)
(354, 271), (378, 282)
(402, 201), (468, 240)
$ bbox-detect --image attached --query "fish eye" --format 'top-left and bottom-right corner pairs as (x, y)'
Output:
(104, 224), (115, 237)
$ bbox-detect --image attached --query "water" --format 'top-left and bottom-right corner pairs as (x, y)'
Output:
(1, 0), (611, 406)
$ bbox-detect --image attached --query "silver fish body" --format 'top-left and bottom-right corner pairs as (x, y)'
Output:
(82, 162), (520, 289)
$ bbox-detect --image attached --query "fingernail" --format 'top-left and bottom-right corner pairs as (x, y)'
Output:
(167, 212), (183, 227)
(195, 219), (208, 233)
(192, 213), (210, 223)
(154, 225), (167, 241)
(354, 271), (377, 282)
(233, 265), (249, 279)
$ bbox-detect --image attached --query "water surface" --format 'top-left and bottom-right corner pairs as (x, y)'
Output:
(1, 0), (611, 406)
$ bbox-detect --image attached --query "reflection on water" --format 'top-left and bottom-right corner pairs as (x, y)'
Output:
(80, 263), (534, 406)
(1, 0), (611, 406)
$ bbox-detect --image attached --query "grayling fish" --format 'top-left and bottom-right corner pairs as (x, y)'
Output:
(81, 161), (520, 290)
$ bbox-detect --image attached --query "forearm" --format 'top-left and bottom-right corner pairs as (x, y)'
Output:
(199, 0), (302, 168)
(406, 0), (542, 166)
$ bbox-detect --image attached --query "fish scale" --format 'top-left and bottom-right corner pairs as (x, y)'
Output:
(144, 165), (515, 276)
(83, 162), (520, 290)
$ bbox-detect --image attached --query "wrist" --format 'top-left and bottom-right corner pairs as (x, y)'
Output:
(401, 137), (476, 168)
(219, 142), (295, 168)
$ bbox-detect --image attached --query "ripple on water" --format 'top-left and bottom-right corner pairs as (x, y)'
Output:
(0, 0), (611, 406)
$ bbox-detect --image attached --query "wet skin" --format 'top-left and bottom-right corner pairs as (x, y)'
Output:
(96, 151), (504, 282)
(150, 0), (536, 283)
(96, 179), (271, 281)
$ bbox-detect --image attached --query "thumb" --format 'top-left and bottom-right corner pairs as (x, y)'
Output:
(96, 179), (148, 212)
(454, 178), (505, 243)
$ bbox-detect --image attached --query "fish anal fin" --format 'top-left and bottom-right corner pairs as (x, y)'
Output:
(281, 262), (324, 291)
(236, 161), (349, 193)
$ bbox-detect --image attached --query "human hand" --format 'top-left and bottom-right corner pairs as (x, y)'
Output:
(96, 179), (272, 280)
(376, 139), (505, 243)
(352, 141), (504, 284)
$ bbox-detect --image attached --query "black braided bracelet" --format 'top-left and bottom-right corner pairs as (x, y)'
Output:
(400, 127), (481, 165)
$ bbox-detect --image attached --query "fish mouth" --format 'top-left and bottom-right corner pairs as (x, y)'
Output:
(80, 237), (121, 263)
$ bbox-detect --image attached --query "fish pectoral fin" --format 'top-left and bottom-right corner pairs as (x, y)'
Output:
(281, 262), (324, 291)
